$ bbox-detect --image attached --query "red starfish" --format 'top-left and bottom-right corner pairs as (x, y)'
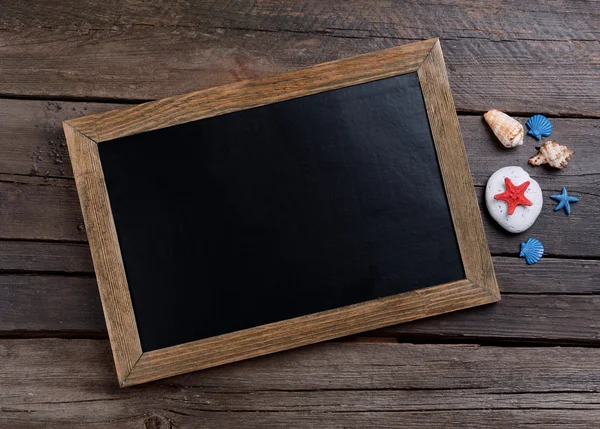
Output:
(494, 177), (533, 215)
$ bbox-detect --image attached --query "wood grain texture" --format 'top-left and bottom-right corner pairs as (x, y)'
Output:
(3, 99), (597, 255)
(2, 98), (597, 186)
(418, 40), (498, 298)
(0, 0), (598, 424)
(0, 241), (93, 273)
(6, 173), (595, 255)
(0, 180), (87, 242)
(64, 124), (141, 385)
(6, 245), (598, 295)
(0, 1), (598, 116)
(65, 39), (435, 141)
(493, 257), (600, 294)
(2, 340), (600, 428)
(382, 294), (600, 345)
(3, 258), (600, 344)
(2, 409), (597, 429)
(3, 0), (598, 42)
(0, 99), (123, 179)
(0, 275), (102, 332)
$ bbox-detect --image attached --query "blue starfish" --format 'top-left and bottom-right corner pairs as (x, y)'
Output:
(550, 187), (579, 215)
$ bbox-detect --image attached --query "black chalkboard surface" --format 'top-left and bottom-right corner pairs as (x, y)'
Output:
(65, 40), (498, 386)
(100, 73), (464, 351)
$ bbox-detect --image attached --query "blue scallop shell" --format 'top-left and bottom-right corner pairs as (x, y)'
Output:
(519, 238), (544, 265)
(526, 114), (552, 141)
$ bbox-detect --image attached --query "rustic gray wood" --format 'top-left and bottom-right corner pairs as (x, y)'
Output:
(0, 181), (86, 242)
(3, 0), (598, 42)
(382, 293), (600, 344)
(4, 249), (598, 294)
(1, 0), (599, 424)
(493, 257), (600, 294)
(0, 99), (123, 179)
(0, 241), (93, 273)
(1, 101), (598, 256)
(2, 99), (598, 187)
(1, 176), (596, 256)
(2, 257), (600, 345)
(0, 275), (102, 332)
(0, 100), (597, 343)
(2, 410), (593, 429)
(1, 340), (600, 428)
(0, 1), (599, 116)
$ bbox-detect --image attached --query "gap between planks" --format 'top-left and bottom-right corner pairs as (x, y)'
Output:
(2, 332), (600, 348)
(0, 95), (594, 120)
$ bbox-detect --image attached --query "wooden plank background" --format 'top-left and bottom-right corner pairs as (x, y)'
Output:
(0, 0), (599, 427)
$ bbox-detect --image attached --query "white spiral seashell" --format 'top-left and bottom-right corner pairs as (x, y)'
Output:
(528, 141), (573, 169)
(484, 109), (524, 148)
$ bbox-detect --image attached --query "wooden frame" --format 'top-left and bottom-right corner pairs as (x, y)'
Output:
(64, 38), (499, 387)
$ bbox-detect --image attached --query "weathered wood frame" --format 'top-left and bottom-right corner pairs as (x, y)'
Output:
(63, 38), (499, 388)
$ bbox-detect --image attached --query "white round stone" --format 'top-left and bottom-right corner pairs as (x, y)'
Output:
(485, 166), (543, 234)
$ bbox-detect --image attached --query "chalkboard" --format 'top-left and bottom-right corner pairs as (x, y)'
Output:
(64, 39), (499, 387)
(99, 71), (464, 352)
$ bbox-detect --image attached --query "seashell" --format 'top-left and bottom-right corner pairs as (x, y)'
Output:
(528, 141), (573, 169)
(526, 114), (552, 140)
(519, 237), (544, 265)
(484, 109), (524, 148)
